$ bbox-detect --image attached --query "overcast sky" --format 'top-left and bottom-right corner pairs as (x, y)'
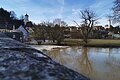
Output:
(0, 0), (114, 26)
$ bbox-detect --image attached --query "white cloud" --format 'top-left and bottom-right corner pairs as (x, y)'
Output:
(72, 8), (80, 15)
(97, 17), (108, 26)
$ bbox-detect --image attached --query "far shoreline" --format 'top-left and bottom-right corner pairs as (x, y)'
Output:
(62, 39), (120, 47)
(27, 39), (120, 48)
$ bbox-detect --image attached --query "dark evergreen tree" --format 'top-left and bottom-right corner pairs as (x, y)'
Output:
(0, 8), (24, 29)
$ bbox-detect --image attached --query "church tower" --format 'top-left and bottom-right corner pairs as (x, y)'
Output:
(107, 15), (112, 28)
(24, 14), (29, 25)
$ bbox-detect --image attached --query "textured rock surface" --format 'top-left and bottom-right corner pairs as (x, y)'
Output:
(0, 34), (89, 80)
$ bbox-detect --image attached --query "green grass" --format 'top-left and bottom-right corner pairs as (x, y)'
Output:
(63, 39), (120, 47)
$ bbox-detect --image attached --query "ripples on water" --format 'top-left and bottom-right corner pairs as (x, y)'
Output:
(30, 45), (120, 80)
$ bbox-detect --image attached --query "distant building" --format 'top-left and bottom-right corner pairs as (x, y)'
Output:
(0, 23), (13, 32)
(24, 14), (29, 25)
(0, 11), (33, 42)
(0, 24), (23, 42)
(17, 14), (33, 41)
(18, 25), (29, 41)
(104, 25), (110, 29)
(93, 26), (103, 30)
(5, 31), (23, 42)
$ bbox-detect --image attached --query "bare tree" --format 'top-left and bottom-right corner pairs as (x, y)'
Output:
(112, 0), (120, 23)
(32, 21), (64, 45)
(74, 9), (98, 44)
(47, 24), (64, 44)
(19, 15), (24, 20)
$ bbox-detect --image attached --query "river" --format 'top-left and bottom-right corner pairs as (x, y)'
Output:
(30, 45), (120, 80)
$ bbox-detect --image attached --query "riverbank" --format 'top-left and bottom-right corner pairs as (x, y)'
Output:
(28, 39), (120, 47)
(63, 39), (120, 47)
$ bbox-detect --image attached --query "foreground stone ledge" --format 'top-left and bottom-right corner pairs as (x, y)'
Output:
(0, 37), (89, 80)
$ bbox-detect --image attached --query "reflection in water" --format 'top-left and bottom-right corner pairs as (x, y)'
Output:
(31, 45), (120, 80)
(47, 47), (93, 78)
(78, 47), (92, 76)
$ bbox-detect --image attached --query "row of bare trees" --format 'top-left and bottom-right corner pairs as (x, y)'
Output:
(32, 0), (119, 45)
(31, 9), (98, 45)
(31, 23), (64, 45)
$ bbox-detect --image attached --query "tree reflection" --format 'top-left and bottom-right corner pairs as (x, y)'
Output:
(47, 47), (93, 76)
(79, 47), (92, 75)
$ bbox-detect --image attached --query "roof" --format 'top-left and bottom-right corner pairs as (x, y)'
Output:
(25, 14), (28, 16)
(18, 25), (29, 34)
(25, 21), (33, 27)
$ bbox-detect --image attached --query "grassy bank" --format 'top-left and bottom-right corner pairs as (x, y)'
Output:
(63, 39), (120, 47)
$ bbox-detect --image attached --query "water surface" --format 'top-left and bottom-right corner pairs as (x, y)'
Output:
(30, 45), (120, 80)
